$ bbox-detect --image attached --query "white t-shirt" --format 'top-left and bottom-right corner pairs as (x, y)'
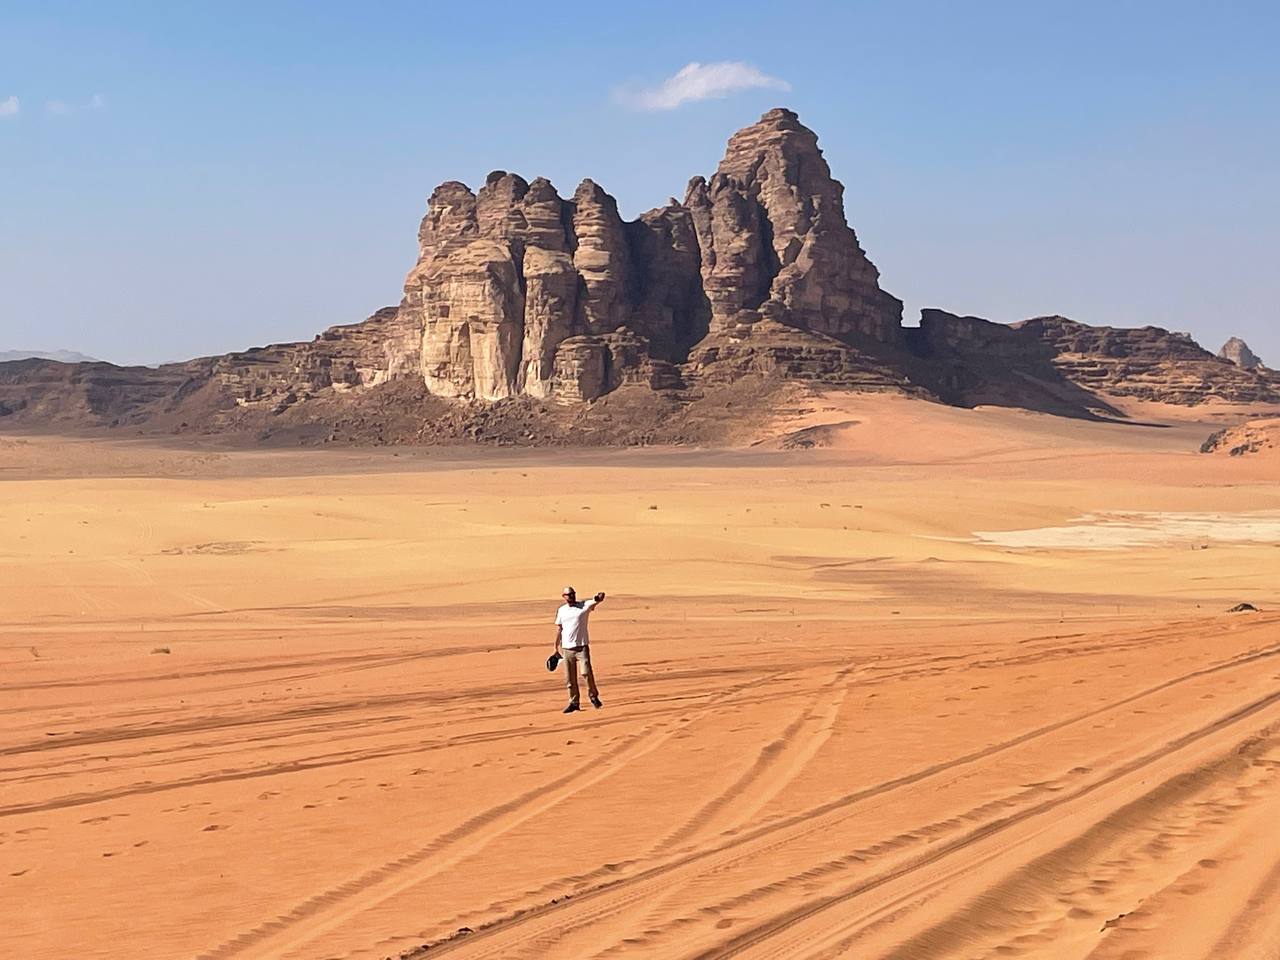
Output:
(556, 598), (598, 650)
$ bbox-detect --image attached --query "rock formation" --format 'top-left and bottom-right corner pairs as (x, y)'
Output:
(4, 107), (1280, 443)
(0, 357), (194, 426)
(398, 107), (902, 405)
(685, 108), (902, 345)
(398, 170), (704, 404)
(900, 310), (1119, 417)
(1013, 317), (1277, 405)
(901, 311), (1280, 410)
(1200, 418), (1280, 457)
(1218, 337), (1265, 370)
(201, 306), (422, 409)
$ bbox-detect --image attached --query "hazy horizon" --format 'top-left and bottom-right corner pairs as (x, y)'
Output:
(4, 0), (1278, 367)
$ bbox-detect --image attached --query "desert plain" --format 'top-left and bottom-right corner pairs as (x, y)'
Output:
(3, 392), (1280, 960)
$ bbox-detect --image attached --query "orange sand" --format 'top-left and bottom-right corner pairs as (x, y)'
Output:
(3, 394), (1279, 959)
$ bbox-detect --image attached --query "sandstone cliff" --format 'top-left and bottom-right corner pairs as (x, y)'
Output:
(1013, 317), (1278, 405)
(4, 108), (1280, 444)
(902, 311), (1280, 412)
(1218, 337), (1266, 371)
(399, 107), (902, 405)
(685, 108), (902, 345)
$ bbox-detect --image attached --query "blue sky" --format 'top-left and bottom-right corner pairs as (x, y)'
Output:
(3, 0), (1278, 366)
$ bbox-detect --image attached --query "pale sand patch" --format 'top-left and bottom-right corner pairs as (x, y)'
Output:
(969, 510), (1280, 549)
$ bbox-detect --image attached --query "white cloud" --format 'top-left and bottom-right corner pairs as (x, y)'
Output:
(621, 61), (791, 112)
(44, 94), (105, 116)
(0, 95), (18, 117)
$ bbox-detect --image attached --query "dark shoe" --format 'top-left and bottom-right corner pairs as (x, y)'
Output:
(563, 703), (580, 713)
(590, 695), (603, 709)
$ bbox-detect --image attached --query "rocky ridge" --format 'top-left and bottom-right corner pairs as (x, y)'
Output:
(1218, 337), (1266, 371)
(1011, 317), (1276, 406)
(1200, 417), (1280, 457)
(0, 349), (99, 364)
(3, 108), (1280, 444)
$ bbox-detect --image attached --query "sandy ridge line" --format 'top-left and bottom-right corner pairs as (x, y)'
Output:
(691, 696), (1280, 959)
(399, 640), (1280, 958)
(191, 668), (794, 960)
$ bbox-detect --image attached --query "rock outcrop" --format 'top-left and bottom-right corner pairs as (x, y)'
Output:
(5, 107), (1280, 443)
(399, 171), (706, 404)
(398, 108), (901, 404)
(182, 306), (421, 413)
(0, 357), (194, 426)
(900, 311), (1280, 411)
(1218, 337), (1265, 370)
(685, 108), (902, 345)
(1200, 418), (1280, 457)
(901, 310), (1123, 417)
(1013, 317), (1280, 405)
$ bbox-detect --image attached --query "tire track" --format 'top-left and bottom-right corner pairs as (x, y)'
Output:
(10, 638), (1278, 820)
(192, 668), (792, 960)
(403, 644), (1280, 959)
(507, 668), (856, 959)
(687, 732), (1279, 959)
(0, 660), (789, 758)
(656, 666), (853, 854)
(693, 696), (1280, 959)
(0, 677), (815, 817)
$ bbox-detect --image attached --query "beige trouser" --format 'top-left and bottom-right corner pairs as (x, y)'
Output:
(561, 646), (598, 705)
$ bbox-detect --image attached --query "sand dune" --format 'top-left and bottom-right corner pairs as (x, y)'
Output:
(3, 396), (1279, 959)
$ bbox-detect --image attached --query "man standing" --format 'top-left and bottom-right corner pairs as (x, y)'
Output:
(555, 586), (605, 713)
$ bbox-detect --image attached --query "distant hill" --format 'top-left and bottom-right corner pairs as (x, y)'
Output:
(0, 349), (100, 364)
(1218, 337), (1266, 371)
(1, 109), (1279, 446)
